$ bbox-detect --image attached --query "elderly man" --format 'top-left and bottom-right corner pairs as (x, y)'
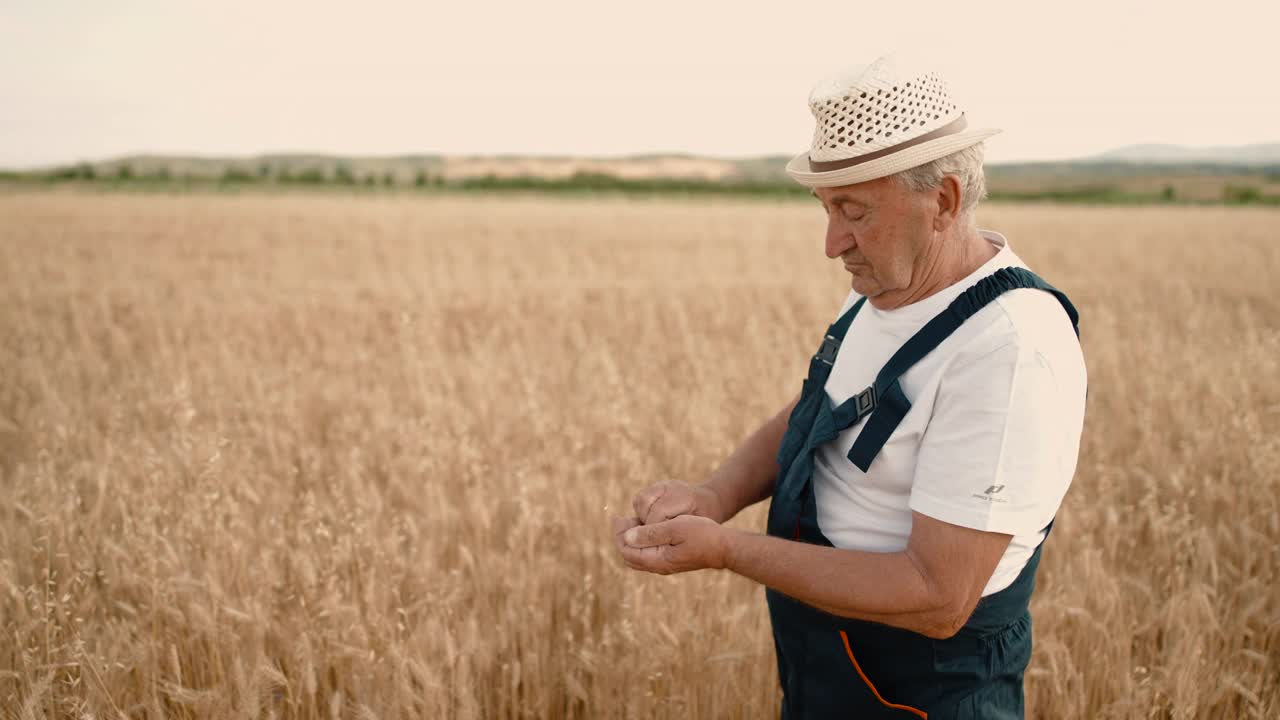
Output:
(614, 55), (1087, 719)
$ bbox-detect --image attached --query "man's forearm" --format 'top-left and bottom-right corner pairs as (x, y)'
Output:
(721, 529), (959, 638)
(687, 396), (963, 636)
(698, 396), (797, 523)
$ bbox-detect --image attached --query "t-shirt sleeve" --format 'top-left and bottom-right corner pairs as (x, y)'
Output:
(908, 338), (1074, 536)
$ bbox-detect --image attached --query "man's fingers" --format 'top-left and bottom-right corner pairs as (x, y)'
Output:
(632, 481), (702, 525)
(632, 484), (666, 524)
(619, 544), (644, 567)
(615, 517), (674, 574)
(612, 516), (641, 553)
(619, 543), (671, 575)
(612, 515), (641, 536)
(623, 521), (676, 549)
(643, 492), (696, 525)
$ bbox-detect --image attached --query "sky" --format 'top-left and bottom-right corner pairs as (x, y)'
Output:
(2, 0), (1277, 169)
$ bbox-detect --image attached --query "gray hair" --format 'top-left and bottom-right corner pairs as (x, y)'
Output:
(892, 143), (988, 222)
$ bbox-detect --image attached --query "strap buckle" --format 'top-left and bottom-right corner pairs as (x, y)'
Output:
(815, 335), (841, 365)
(853, 386), (877, 417)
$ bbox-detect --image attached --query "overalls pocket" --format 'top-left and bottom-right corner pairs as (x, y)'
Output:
(928, 615), (1032, 720)
(930, 627), (991, 680)
(803, 627), (926, 717)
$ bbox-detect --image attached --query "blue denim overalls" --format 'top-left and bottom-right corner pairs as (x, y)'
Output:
(766, 267), (1080, 719)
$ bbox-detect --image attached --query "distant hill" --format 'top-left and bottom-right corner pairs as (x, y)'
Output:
(1089, 143), (1280, 166)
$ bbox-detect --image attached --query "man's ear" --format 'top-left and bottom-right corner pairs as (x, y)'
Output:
(933, 175), (963, 232)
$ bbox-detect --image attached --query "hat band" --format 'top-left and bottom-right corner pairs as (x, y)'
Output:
(807, 115), (969, 172)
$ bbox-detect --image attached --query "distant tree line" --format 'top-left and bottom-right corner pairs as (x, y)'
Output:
(454, 172), (811, 198)
(6, 163), (1280, 205)
(19, 162), (453, 188)
(987, 184), (1280, 206)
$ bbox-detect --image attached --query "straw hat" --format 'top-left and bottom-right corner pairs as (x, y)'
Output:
(785, 54), (1000, 188)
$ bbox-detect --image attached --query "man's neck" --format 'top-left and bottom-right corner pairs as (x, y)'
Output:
(870, 227), (996, 311)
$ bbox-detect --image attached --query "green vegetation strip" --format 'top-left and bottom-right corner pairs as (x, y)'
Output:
(4, 166), (1279, 205)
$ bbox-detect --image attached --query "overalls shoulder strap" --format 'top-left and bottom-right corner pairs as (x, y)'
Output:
(769, 295), (868, 518)
(846, 266), (1080, 472)
(816, 296), (868, 365)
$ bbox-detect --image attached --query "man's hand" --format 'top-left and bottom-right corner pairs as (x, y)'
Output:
(613, 515), (731, 575)
(631, 480), (725, 525)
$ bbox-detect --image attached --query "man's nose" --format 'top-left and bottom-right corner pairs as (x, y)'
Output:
(825, 219), (854, 259)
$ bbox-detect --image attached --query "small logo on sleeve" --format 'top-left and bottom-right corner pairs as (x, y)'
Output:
(973, 484), (1009, 503)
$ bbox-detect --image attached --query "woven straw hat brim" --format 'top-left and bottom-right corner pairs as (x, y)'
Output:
(785, 127), (1001, 188)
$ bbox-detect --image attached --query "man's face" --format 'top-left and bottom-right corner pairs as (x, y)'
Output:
(813, 177), (936, 298)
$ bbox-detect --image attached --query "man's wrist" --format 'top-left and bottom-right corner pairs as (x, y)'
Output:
(695, 483), (729, 523)
(718, 526), (750, 572)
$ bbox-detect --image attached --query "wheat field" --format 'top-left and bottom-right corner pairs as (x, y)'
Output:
(0, 190), (1276, 719)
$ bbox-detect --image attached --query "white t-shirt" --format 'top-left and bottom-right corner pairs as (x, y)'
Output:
(813, 230), (1087, 596)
